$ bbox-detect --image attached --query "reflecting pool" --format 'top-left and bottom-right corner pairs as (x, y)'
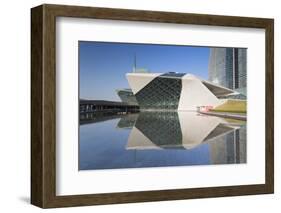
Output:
(79, 112), (246, 170)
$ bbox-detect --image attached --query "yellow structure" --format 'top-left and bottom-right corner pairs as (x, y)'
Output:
(212, 99), (247, 113)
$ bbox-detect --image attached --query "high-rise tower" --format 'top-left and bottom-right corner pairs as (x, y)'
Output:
(208, 48), (247, 96)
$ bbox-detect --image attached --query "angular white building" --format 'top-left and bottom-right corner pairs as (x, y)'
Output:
(126, 72), (238, 111)
(127, 111), (242, 150)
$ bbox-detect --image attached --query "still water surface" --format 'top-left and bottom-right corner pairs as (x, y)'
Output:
(79, 112), (246, 170)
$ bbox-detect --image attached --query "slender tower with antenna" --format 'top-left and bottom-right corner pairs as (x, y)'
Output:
(133, 53), (137, 73)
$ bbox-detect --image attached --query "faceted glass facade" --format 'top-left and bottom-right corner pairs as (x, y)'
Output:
(135, 73), (183, 110)
(135, 112), (183, 148)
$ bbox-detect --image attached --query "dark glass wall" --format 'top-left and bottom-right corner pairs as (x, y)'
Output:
(135, 112), (182, 148)
(135, 73), (183, 110)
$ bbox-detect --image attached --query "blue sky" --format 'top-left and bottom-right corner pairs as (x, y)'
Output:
(79, 41), (210, 101)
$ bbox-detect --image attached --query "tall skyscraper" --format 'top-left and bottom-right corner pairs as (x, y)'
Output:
(208, 48), (247, 96)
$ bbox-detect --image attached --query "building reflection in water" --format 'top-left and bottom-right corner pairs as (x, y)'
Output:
(120, 112), (246, 165)
(79, 111), (246, 170)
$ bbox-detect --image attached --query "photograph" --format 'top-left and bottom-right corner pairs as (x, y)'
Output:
(78, 41), (247, 170)
(29, 3), (274, 208)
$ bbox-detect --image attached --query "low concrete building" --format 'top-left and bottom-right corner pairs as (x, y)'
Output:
(116, 88), (138, 105)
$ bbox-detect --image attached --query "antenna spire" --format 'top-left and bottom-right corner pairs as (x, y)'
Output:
(133, 53), (137, 73)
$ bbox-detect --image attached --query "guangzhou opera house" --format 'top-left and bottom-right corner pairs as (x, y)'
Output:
(126, 72), (239, 111)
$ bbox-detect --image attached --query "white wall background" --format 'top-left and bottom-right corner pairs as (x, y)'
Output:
(0, 0), (279, 212)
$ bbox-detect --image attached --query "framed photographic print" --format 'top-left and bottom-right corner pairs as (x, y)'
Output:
(31, 4), (274, 208)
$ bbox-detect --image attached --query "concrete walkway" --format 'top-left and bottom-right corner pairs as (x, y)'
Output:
(199, 111), (247, 121)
